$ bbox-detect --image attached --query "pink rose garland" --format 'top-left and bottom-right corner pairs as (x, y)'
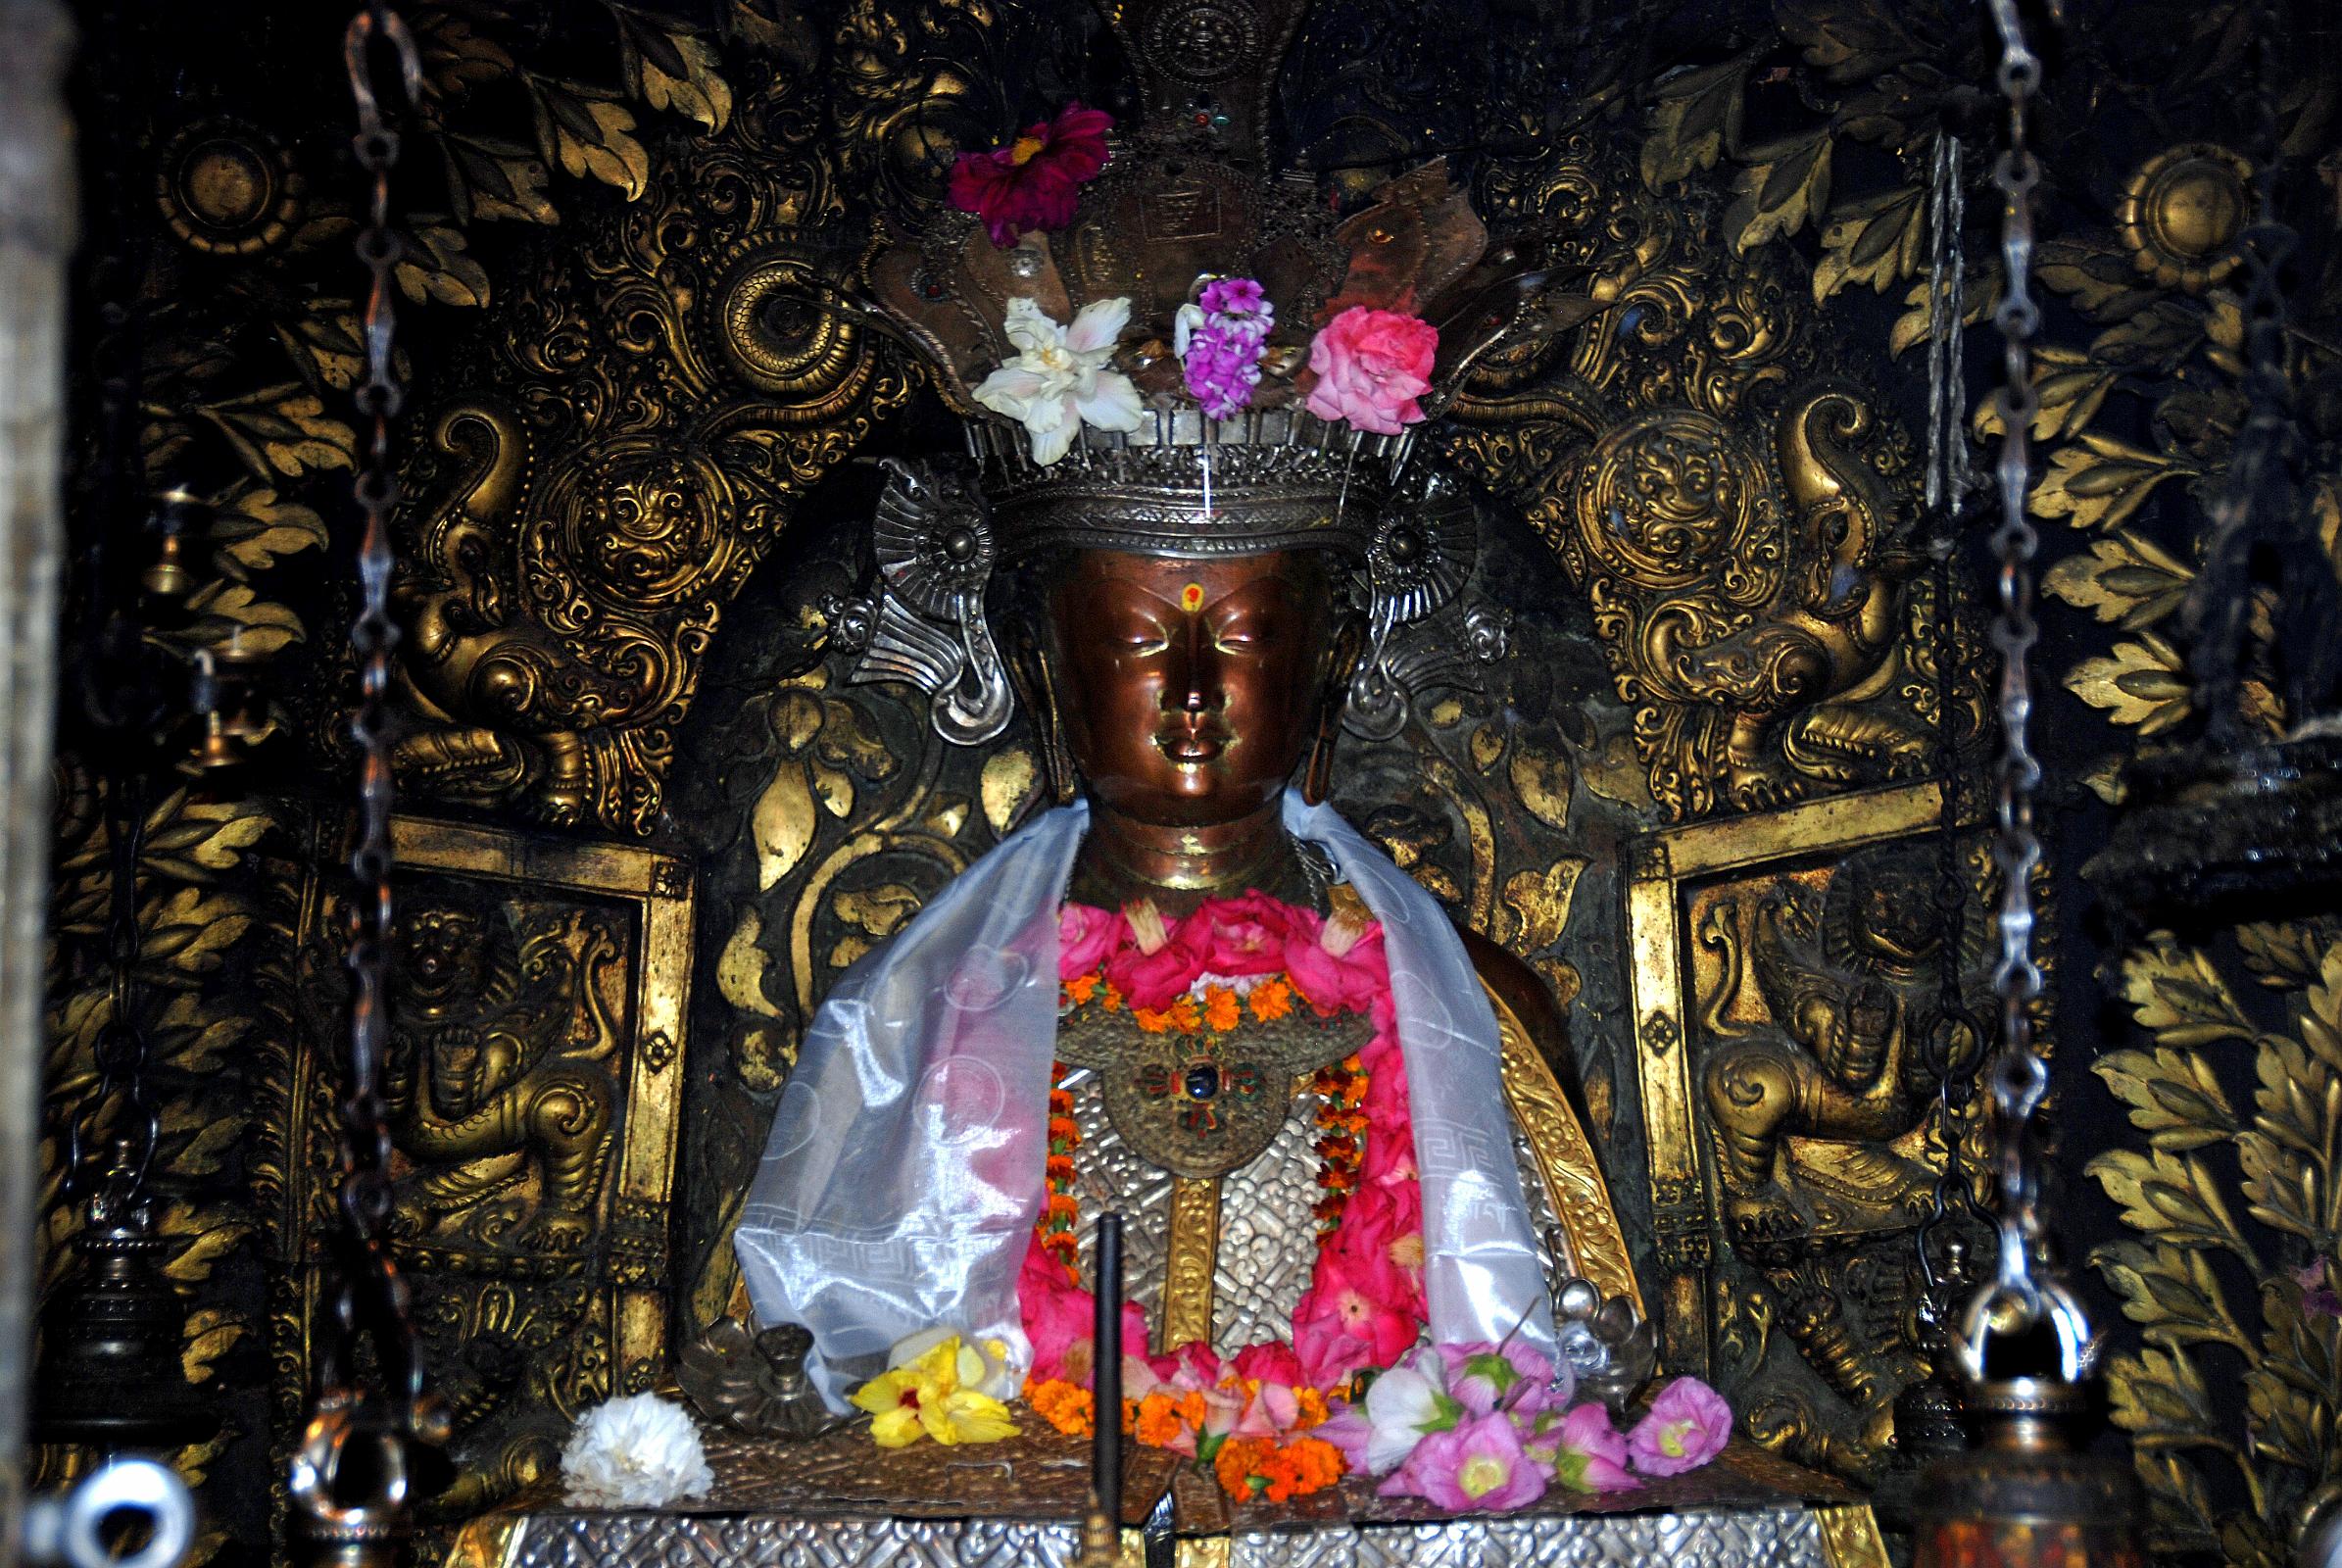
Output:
(1304, 306), (1438, 435)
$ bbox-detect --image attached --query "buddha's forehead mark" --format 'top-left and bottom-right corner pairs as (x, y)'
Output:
(1180, 582), (1205, 613)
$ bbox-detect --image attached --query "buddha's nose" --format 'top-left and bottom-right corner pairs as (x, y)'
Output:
(1178, 615), (1220, 714)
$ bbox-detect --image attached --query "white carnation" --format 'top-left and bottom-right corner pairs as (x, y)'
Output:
(560, 1394), (715, 1510)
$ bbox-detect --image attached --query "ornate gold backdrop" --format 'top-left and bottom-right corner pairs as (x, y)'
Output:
(34, 3), (2341, 1566)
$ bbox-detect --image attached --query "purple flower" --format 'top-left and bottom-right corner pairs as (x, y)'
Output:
(1381, 1411), (1551, 1512)
(1199, 276), (1267, 319)
(1177, 278), (1275, 418)
(1534, 1401), (1639, 1494)
(1627, 1378), (1732, 1477)
(2299, 1258), (2342, 1318)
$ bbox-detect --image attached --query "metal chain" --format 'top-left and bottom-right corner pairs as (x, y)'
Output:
(303, 0), (433, 1495)
(1917, 124), (1986, 1297)
(1973, 0), (2066, 1347)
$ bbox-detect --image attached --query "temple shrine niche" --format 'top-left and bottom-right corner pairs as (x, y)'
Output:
(10, 3), (2341, 1568)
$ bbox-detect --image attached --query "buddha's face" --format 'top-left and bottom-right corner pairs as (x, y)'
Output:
(1043, 550), (1348, 828)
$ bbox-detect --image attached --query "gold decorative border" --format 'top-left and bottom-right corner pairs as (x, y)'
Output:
(1622, 780), (1954, 1375)
(1811, 1501), (1891, 1568)
(1489, 982), (1643, 1315)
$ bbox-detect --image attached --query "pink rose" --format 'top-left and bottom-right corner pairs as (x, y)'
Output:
(1283, 919), (1388, 1014)
(1381, 1410), (1550, 1512)
(1104, 924), (1208, 1011)
(1057, 903), (1124, 980)
(1185, 891), (1301, 977)
(1304, 307), (1438, 436)
(1147, 1338), (1226, 1390)
(1019, 1234), (1150, 1387)
(1627, 1377), (1733, 1477)
(1230, 1341), (1308, 1387)
(1292, 1227), (1422, 1388)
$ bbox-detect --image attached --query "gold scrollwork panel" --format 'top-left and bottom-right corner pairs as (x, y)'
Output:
(285, 816), (693, 1528)
(1626, 780), (1994, 1478)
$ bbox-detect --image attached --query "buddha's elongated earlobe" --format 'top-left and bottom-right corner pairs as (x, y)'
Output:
(1005, 621), (1080, 807)
(1302, 610), (1369, 807)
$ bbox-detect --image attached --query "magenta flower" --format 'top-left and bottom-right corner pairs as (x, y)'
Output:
(1382, 1410), (1550, 1511)
(1537, 1401), (1639, 1494)
(1627, 1378), (1732, 1477)
(1176, 276), (1274, 419)
(948, 103), (1112, 247)
(1057, 902), (1124, 980)
(1438, 1341), (1567, 1418)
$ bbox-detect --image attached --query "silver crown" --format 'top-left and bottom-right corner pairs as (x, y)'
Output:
(832, 439), (1509, 748)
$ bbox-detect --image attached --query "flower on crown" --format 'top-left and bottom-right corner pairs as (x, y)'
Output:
(1176, 276), (1275, 419)
(972, 297), (1144, 466)
(949, 103), (1113, 247)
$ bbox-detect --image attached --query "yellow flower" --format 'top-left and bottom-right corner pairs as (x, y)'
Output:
(849, 1334), (1020, 1448)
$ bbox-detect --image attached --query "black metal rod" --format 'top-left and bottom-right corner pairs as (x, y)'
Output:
(1094, 1211), (1124, 1530)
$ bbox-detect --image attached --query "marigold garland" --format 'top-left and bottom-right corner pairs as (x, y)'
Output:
(1309, 1054), (1368, 1241)
(1039, 1072), (1081, 1272)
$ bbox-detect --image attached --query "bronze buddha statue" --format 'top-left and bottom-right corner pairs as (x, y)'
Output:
(717, 30), (1641, 1400)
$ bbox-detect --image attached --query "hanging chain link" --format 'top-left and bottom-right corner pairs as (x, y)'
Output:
(1917, 126), (1986, 1300)
(294, 11), (439, 1549)
(1957, 0), (2098, 1380)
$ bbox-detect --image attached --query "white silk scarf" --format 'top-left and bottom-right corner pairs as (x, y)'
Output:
(734, 791), (1560, 1409)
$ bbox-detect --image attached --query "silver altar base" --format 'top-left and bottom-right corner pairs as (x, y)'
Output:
(444, 1430), (1887, 1568)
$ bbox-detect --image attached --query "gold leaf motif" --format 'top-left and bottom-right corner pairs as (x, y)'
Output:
(1507, 744), (1573, 833)
(442, 133), (559, 226)
(535, 84), (651, 200)
(2236, 922), (2329, 989)
(1811, 185), (1924, 301)
(207, 485), (328, 580)
(1726, 130), (1833, 254)
(141, 887), (253, 974)
(2035, 234), (2162, 320)
(620, 18), (733, 133)
(2069, 632), (2191, 735)
(193, 385), (357, 481)
(833, 884), (922, 940)
(1777, 0), (1924, 83)
(179, 1308), (246, 1385)
(396, 223), (493, 309)
(1502, 857), (1587, 954)
(1639, 55), (1748, 189)
(2040, 529), (2194, 629)
(2086, 1149), (2251, 1257)
(2122, 938), (2260, 1046)
(273, 304), (365, 392)
(2089, 1237), (2252, 1350)
(2094, 1046), (2239, 1151)
(752, 760), (817, 891)
(809, 757), (855, 819)
(1469, 722), (1506, 772)
(176, 582), (307, 658)
(716, 909), (784, 1020)
(1973, 346), (2120, 443)
(980, 747), (1040, 834)
(1888, 268), (1998, 358)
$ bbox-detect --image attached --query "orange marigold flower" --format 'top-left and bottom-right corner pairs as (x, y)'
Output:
(1041, 1230), (1078, 1263)
(1133, 1005), (1173, 1034)
(1062, 973), (1100, 1005)
(1100, 983), (1124, 1012)
(1049, 1116), (1080, 1148)
(1293, 1388), (1330, 1429)
(1049, 1087), (1075, 1115)
(1046, 1153), (1077, 1185)
(1028, 1378), (1095, 1437)
(1249, 978), (1294, 1022)
(1132, 1392), (1186, 1447)
(1214, 1437), (1276, 1499)
(1202, 986), (1240, 1033)
(1046, 1192), (1080, 1224)
(1283, 1436), (1343, 1495)
(1177, 1391), (1209, 1429)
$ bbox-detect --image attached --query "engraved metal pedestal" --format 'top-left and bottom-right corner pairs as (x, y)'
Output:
(444, 1429), (1887, 1568)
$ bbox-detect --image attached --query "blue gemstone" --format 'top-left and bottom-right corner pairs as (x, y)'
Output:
(1184, 1063), (1221, 1101)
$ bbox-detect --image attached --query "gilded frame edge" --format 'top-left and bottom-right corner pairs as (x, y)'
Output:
(1621, 779), (1954, 1378)
(366, 814), (699, 1387)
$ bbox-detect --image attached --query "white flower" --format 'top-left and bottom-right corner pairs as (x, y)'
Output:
(1362, 1347), (1460, 1475)
(560, 1393), (715, 1510)
(973, 296), (1144, 466)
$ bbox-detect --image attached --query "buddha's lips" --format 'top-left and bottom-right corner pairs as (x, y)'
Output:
(1156, 721), (1227, 764)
